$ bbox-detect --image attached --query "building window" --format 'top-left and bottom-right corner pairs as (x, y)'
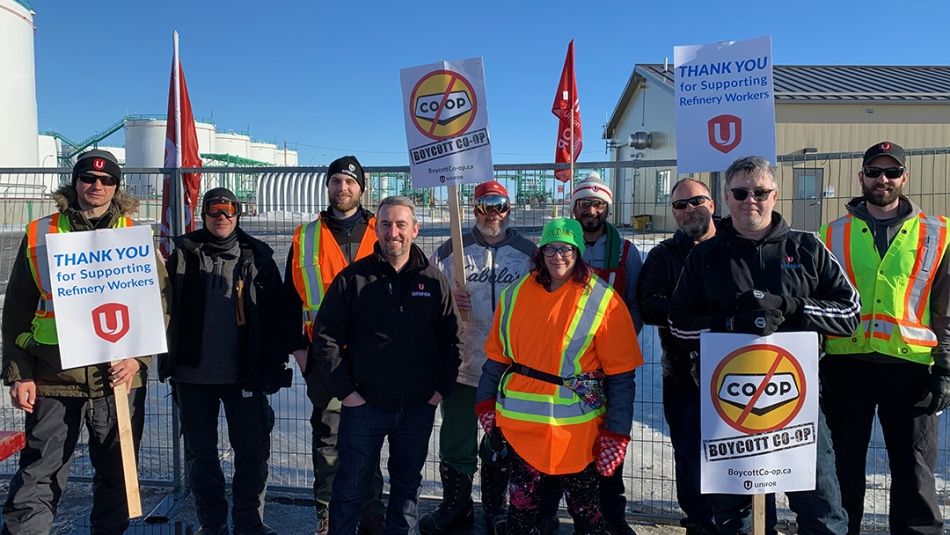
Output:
(792, 168), (823, 199)
(656, 170), (671, 203)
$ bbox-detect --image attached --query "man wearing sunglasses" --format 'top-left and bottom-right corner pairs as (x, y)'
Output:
(537, 172), (642, 535)
(820, 142), (949, 535)
(162, 188), (290, 535)
(637, 178), (717, 535)
(281, 155), (386, 535)
(669, 156), (859, 535)
(422, 180), (535, 535)
(1, 150), (170, 534)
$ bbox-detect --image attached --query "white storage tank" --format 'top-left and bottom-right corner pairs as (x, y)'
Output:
(98, 146), (125, 165)
(275, 147), (299, 166)
(124, 117), (214, 196)
(37, 134), (59, 167)
(249, 141), (277, 164)
(0, 0), (38, 166)
(215, 132), (250, 159)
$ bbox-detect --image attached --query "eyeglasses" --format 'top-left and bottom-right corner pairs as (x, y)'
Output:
(576, 199), (608, 209)
(671, 195), (711, 210)
(474, 194), (510, 215)
(204, 201), (239, 219)
(541, 245), (575, 258)
(730, 188), (774, 202)
(77, 174), (119, 187)
(863, 166), (905, 179)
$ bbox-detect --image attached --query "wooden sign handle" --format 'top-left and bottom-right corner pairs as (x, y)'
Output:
(447, 184), (470, 322)
(112, 375), (142, 519)
(753, 493), (766, 535)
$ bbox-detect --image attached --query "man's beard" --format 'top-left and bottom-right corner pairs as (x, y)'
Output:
(862, 180), (902, 207)
(475, 217), (509, 238)
(681, 211), (711, 241)
(331, 195), (360, 214)
(578, 213), (607, 233)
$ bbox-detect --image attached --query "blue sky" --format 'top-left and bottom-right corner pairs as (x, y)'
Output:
(32, 0), (950, 166)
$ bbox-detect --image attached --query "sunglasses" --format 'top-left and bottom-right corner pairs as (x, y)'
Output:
(77, 173), (119, 187)
(863, 166), (905, 179)
(474, 194), (510, 215)
(541, 245), (575, 258)
(671, 195), (711, 210)
(730, 188), (774, 202)
(576, 199), (608, 209)
(204, 201), (239, 219)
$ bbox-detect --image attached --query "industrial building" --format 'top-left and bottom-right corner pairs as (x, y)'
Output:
(603, 64), (950, 231)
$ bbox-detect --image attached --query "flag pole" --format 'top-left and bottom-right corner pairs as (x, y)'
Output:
(172, 31), (185, 238)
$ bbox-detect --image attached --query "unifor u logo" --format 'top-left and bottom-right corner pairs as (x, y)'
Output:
(91, 303), (130, 343)
(707, 114), (742, 154)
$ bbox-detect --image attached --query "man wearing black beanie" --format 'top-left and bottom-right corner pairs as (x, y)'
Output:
(1, 149), (170, 534)
(162, 187), (291, 535)
(282, 155), (386, 535)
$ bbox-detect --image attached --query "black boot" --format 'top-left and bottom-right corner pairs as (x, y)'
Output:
(480, 450), (510, 535)
(419, 463), (475, 534)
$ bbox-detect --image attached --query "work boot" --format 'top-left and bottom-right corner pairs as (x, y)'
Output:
(196, 526), (230, 535)
(538, 515), (559, 535)
(357, 513), (386, 535)
(480, 453), (510, 535)
(419, 463), (475, 534)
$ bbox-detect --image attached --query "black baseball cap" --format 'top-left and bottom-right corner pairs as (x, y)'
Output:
(862, 141), (906, 167)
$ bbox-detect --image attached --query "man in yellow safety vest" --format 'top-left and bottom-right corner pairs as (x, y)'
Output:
(820, 141), (950, 535)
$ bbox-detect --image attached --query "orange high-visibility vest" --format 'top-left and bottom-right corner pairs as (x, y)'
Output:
(25, 213), (134, 344)
(291, 216), (376, 340)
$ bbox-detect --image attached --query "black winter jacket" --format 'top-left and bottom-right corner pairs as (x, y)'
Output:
(637, 230), (699, 382)
(668, 213), (860, 352)
(161, 228), (291, 393)
(309, 243), (462, 409)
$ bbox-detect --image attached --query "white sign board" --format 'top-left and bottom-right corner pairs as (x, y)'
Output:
(700, 332), (818, 494)
(47, 226), (166, 369)
(674, 35), (776, 174)
(400, 57), (493, 188)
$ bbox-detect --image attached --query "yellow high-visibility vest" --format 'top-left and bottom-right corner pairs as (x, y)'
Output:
(821, 212), (949, 364)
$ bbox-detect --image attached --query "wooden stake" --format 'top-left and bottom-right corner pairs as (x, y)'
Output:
(752, 493), (766, 535)
(112, 377), (142, 519)
(447, 183), (469, 322)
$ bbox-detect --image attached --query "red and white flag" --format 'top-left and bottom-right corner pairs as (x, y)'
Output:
(159, 31), (202, 256)
(552, 40), (582, 183)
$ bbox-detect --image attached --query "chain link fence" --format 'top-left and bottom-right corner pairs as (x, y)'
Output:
(0, 149), (947, 531)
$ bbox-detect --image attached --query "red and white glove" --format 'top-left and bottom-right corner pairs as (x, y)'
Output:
(475, 398), (496, 435)
(595, 429), (630, 476)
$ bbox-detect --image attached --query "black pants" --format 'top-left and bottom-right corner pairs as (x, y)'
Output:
(305, 370), (385, 521)
(822, 356), (943, 535)
(663, 375), (715, 531)
(174, 382), (274, 530)
(1, 388), (145, 535)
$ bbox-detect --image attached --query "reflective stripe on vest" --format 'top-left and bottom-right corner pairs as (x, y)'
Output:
(291, 216), (376, 340)
(496, 275), (614, 425)
(821, 213), (949, 363)
(25, 214), (133, 344)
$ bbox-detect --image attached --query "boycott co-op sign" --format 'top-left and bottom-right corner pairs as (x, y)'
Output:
(700, 333), (818, 495)
(674, 35), (776, 174)
(401, 58), (493, 188)
(47, 225), (166, 369)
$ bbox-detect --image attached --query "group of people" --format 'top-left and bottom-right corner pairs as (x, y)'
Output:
(0, 140), (946, 535)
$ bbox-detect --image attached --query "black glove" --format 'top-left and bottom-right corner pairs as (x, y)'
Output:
(927, 366), (950, 415)
(735, 289), (799, 317)
(730, 309), (784, 336)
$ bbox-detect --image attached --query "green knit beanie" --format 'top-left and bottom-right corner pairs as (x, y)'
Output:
(539, 218), (585, 255)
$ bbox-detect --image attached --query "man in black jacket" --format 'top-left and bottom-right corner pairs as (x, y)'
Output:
(162, 188), (291, 535)
(311, 196), (462, 535)
(669, 156), (859, 535)
(638, 178), (717, 535)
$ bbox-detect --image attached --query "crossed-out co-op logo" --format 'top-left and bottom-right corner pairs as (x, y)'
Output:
(711, 344), (805, 435)
(410, 70), (477, 140)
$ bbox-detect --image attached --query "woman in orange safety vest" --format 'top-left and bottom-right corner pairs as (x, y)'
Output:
(475, 218), (643, 534)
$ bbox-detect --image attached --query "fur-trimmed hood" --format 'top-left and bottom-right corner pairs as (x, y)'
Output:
(52, 184), (139, 216)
